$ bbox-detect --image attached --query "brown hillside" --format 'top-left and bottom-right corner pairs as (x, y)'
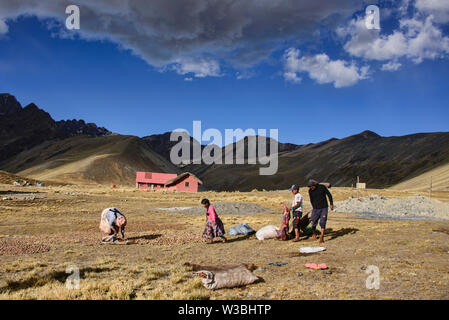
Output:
(1, 135), (180, 185)
(184, 131), (449, 191)
(0, 170), (35, 185)
(392, 162), (449, 191)
(0, 170), (62, 186)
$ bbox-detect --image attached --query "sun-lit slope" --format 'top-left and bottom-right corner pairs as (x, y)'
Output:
(391, 162), (449, 191)
(0, 170), (38, 185)
(1, 135), (180, 185)
(0, 169), (63, 186)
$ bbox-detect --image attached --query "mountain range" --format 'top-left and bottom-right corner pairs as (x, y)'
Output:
(1, 93), (448, 191)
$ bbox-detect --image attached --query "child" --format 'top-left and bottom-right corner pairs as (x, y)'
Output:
(289, 184), (303, 242)
(201, 199), (227, 244)
(277, 202), (290, 241)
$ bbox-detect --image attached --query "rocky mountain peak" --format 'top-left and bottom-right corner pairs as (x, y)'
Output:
(56, 119), (111, 137)
(0, 93), (22, 116)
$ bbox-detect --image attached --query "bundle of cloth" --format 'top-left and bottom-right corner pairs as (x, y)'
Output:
(277, 202), (291, 241)
(256, 225), (280, 240)
(228, 223), (255, 236)
(186, 263), (260, 290)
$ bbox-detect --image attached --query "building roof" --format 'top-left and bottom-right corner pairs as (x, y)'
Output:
(164, 172), (203, 187)
(136, 172), (178, 184)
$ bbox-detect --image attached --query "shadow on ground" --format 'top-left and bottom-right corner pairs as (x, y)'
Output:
(325, 228), (359, 240)
(293, 227), (359, 242)
(127, 234), (162, 241)
(0, 266), (118, 293)
(0, 190), (43, 195)
(226, 234), (255, 243)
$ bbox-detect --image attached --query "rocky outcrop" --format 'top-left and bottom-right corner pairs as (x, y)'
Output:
(56, 119), (111, 137)
(0, 93), (22, 116)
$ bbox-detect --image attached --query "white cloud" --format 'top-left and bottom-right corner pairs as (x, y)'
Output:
(184, 77), (193, 81)
(283, 71), (302, 84)
(416, 0), (449, 23)
(381, 61), (402, 71)
(235, 70), (256, 80)
(398, 0), (412, 16)
(338, 14), (449, 65)
(2, 0), (448, 81)
(0, 0), (361, 78)
(401, 16), (449, 63)
(283, 48), (369, 88)
(0, 19), (8, 34)
(173, 58), (221, 78)
(338, 18), (408, 61)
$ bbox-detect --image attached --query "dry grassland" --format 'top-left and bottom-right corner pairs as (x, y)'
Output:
(0, 184), (448, 299)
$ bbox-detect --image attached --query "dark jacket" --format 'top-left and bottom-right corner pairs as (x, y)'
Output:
(309, 184), (333, 209)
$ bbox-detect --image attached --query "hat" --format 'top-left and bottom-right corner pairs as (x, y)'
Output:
(289, 184), (299, 191)
(307, 179), (318, 187)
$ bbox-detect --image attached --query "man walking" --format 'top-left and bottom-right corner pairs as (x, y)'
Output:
(308, 179), (334, 243)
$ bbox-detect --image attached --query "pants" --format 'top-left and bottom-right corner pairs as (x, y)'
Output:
(292, 211), (302, 230)
(311, 207), (328, 230)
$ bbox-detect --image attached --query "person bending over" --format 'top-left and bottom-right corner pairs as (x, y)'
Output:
(99, 207), (127, 242)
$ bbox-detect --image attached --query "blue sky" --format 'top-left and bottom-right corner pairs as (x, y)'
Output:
(0, 0), (448, 145)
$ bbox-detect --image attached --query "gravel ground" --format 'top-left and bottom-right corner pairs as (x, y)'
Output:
(157, 201), (273, 215)
(335, 195), (449, 220)
(0, 238), (50, 255)
(2, 195), (45, 201)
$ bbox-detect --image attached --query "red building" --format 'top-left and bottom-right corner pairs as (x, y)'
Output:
(136, 171), (203, 192)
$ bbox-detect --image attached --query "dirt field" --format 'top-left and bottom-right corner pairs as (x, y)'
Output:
(0, 184), (448, 300)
